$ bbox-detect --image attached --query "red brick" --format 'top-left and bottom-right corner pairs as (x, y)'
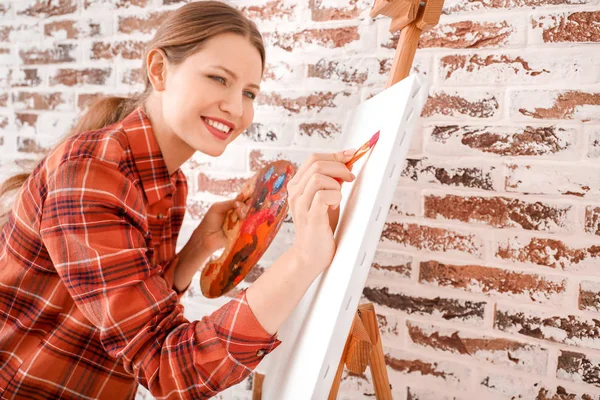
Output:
(12, 92), (72, 111)
(257, 91), (355, 116)
(45, 20), (103, 39)
(443, 0), (590, 14)
(401, 157), (498, 191)
(84, 0), (149, 8)
(118, 11), (170, 34)
(579, 281), (600, 313)
(369, 250), (412, 281)
(424, 194), (574, 232)
(420, 260), (566, 304)
(422, 90), (501, 119)
(196, 172), (248, 197)
(407, 321), (549, 373)
(240, 0), (296, 23)
(265, 27), (360, 52)
(495, 305), (600, 349)
(77, 93), (104, 110)
(307, 59), (369, 84)
(506, 163), (600, 198)
(298, 122), (341, 140)
(0, 116), (9, 130)
(511, 90), (600, 122)
(49, 68), (112, 86)
(90, 40), (145, 60)
(426, 125), (577, 157)
(309, 0), (368, 21)
(381, 222), (484, 258)
(495, 235), (600, 272)
(0, 93), (8, 108)
(16, 0), (77, 17)
(532, 11), (600, 43)
(363, 285), (485, 323)
(383, 19), (521, 49)
(121, 68), (144, 86)
(17, 137), (52, 154)
(9, 68), (42, 87)
(557, 351), (600, 388)
(439, 52), (593, 85)
(19, 44), (77, 64)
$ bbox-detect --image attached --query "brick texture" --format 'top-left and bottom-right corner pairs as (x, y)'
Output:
(1, 1), (600, 399)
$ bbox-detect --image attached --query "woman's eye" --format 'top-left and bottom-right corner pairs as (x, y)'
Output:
(209, 75), (226, 84)
(243, 91), (257, 100)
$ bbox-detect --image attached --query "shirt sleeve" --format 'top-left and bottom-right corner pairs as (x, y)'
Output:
(40, 157), (281, 398)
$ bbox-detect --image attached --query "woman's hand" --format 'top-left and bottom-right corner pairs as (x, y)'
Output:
(287, 149), (356, 276)
(193, 195), (250, 255)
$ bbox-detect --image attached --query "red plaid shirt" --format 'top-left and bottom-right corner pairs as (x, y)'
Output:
(0, 107), (280, 399)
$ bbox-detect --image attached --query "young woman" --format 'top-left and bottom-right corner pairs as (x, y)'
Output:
(0, 1), (355, 399)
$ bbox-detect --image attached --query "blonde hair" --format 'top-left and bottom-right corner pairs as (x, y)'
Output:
(0, 1), (265, 229)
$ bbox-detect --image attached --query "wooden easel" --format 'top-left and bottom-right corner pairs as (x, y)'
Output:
(252, 0), (444, 398)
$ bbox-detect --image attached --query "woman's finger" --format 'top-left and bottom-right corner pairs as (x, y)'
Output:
(308, 189), (343, 219)
(288, 150), (354, 187)
(297, 173), (341, 217)
(294, 160), (354, 195)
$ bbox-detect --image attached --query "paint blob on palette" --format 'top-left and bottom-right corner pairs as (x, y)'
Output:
(200, 160), (296, 298)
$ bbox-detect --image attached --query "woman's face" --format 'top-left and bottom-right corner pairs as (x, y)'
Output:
(161, 33), (263, 157)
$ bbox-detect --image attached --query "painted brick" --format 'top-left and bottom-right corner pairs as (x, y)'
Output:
(506, 163), (600, 198)
(45, 19), (108, 39)
(557, 351), (600, 388)
(407, 320), (549, 373)
(425, 124), (578, 158)
(421, 90), (501, 120)
(118, 11), (170, 34)
(479, 374), (598, 400)
(495, 305), (600, 349)
(363, 285), (485, 324)
(531, 11), (600, 44)
(16, 136), (54, 154)
(406, 387), (468, 400)
(580, 281), (600, 313)
(15, 0), (77, 17)
(420, 260), (566, 304)
(510, 90), (600, 122)
(424, 193), (576, 232)
(438, 51), (596, 85)
(121, 67), (144, 86)
(83, 0), (149, 9)
(19, 44), (77, 64)
(9, 68), (43, 88)
(381, 17), (524, 49)
(443, 0), (589, 14)
(588, 126), (600, 158)
(294, 121), (342, 147)
(256, 90), (357, 117)
(49, 68), (112, 87)
(495, 234), (600, 272)
(368, 250), (412, 281)
(309, 0), (370, 21)
(195, 171), (252, 197)
(264, 26), (362, 53)
(240, 0), (297, 25)
(380, 221), (485, 258)
(389, 186), (421, 217)
(90, 40), (145, 60)
(186, 145), (246, 173)
(237, 121), (293, 147)
(12, 92), (73, 111)
(248, 148), (311, 172)
(0, 24), (41, 43)
(401, 157), (499, 191)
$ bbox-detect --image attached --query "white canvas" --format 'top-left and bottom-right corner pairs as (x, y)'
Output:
(260, 74), (425, 399)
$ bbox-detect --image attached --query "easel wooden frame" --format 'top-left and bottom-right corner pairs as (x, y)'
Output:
(252, 0), (444, 398)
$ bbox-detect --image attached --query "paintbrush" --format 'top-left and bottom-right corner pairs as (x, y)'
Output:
(336, 130), (380, 183)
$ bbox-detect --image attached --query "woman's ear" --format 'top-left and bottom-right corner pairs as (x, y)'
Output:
(146, 48), (168, 92)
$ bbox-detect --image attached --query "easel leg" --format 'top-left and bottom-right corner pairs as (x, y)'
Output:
(328, 315), (357, 399)
(358, 304), (392, 399)
(252, 372), (264, 400)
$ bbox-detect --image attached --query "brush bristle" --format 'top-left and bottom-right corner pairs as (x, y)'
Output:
(369, 130), (380, 147)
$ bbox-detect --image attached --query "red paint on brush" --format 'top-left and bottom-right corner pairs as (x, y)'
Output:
(336, 130), (380, 183)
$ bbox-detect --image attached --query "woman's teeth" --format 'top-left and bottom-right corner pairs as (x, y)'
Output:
(205, 118), (231, 134)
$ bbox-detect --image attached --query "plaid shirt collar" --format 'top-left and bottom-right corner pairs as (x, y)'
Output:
(120, 107), (177, 205)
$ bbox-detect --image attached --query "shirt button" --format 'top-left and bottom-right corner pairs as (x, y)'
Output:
(157, 213), (164, 219)
(256, 349), (265, 357)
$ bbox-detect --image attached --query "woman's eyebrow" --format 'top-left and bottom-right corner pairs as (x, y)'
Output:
(211, 65), (261, 91)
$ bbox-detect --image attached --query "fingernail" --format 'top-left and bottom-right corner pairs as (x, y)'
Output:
(343, 149), (356, 157)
